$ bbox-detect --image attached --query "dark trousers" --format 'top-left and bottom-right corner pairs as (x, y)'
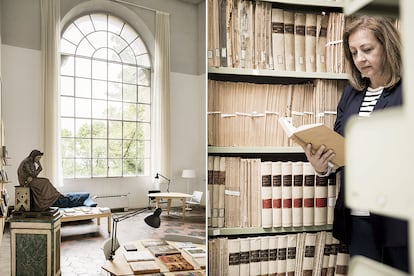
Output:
(349, 216), (409, 273)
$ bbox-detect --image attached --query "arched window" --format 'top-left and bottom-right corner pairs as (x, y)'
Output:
(60, 13), (151, 178)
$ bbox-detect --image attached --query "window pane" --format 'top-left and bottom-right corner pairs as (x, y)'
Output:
(75, 138), (91, 158)
(108, 33), (127, 54)
(61, 39), (77, 55)
(137, 104), (150, 122)
(63, 24), (83, 45)
(131, 39), (147, 56)
(76, 159), (91, 178)
(123, 103), (136, 121)
(108, 159), (122, 177)
(75, 57), (91, 78)
(61, 138), (75, 157)
(76, 119), (91, 138)
(136, 53), (151, 68)
(108, 101), (122, 120)
(123, 140), (137, 157)
(92, 80), (107, 99)
(61, 96), (74, 117)
(92, 119), (107, 138)
(108, 48), (121, 63)
(92, 158), (107, 177)
(61, 76), (74, 96)
(137, 68), (150, 85)
(121, 24), (138, 44)
(108, 140), (122, 158)
(92, 59), (107, 80)
(108, 82), (122, 101)
(138, 122), (150, 140)
(123, 84), (137, 102)
(94, 47), (108, 60)
(75, 78), (91, 98)
(92, 99), (107, 119)
(123, 159), (137, 176)
(108, 15), (124, 35)
(108, 121), (122, 139)
(61, 118), (75, 137)
(120, 47), (136, 64)
(108, 62), (122, 82)
(90, 13), (107, 31)
(75, 15), (94, 35)
(123, 64), (136, 84)
(75, 98), (91, 117)
(77, 38), (95, 57)
(61, 55), (75, 76)
(123, 122), (136, 139)
(92, 139), (107, 158)
(138, 85), (150, 104)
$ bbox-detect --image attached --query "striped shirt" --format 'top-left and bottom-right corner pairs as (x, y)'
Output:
(358, 86), (384, 117)
(351, 86), (384, 216)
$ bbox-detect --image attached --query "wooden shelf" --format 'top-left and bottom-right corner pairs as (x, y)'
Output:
(208, 146), (304, 154)
(208, 224), (333, 236)
(343, 0), (399, 17)
(264, 0), (345, 8)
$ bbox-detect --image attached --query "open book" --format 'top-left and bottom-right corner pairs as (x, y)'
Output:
(278, 117), (345, 168)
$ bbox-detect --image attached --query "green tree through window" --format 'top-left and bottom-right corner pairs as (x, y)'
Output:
(60, 13), (151, 178)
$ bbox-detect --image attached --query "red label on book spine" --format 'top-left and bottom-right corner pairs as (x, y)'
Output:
(283, 199), (292, 208)
(262, 199), (272, 208)
(293, 198), (302, 207)
(303, 198), (314, 207)
(273, 199), (282, 208)
(315, 198), (327, 208)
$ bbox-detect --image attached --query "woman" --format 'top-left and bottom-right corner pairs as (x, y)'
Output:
(17, 149), (62, 211)
(304, 16), (408, 272)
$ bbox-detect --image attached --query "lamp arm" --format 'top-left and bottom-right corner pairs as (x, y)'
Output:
(156, 173), (171, 193)
(109, 208), (147, 260)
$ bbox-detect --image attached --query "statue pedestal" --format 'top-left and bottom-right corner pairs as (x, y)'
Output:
(9, 209), (62, 276)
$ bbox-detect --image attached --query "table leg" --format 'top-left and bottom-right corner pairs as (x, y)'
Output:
(156, 198), (160, 208)
(167, 199), (172, 215)
(107, 215), (111, 233)
(181, 198), (186, 220)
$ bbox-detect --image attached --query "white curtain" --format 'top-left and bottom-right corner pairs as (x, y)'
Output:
(153, 12), (171, 177)
(40, 0), (62, 186)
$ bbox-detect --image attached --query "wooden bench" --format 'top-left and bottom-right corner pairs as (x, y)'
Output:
(60, 206), (112, 233)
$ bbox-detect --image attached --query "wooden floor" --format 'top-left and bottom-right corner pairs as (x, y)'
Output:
(0, 206), (206, 276)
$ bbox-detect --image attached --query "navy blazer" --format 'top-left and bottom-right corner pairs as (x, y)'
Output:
(332, 80), (407, 247)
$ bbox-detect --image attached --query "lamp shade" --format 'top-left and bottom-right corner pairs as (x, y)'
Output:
(181, 169), (196, 178)
(144, 208), (162, 228)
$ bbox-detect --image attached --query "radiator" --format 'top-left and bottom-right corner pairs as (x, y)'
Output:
(94, 194), (130, 211)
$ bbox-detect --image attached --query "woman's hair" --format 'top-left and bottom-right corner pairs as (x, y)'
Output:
(343, 15), (401, 91)
(29, 149), (44, 159)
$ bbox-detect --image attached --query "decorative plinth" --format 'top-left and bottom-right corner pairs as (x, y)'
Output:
(10, 210), (62, 276)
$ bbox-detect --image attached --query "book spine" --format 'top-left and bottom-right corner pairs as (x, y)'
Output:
(282, 162), (293, 227)
(303, 163), (315, 226)
(294, 12), (306, 72)
(261, 161), (273, 228)
(292, 161), (304, 227)
(327, 173), (337, 225)
(218, 156), (226, 228)
(283, 11), (295, 71)
(334, 243), (350, 276)
(286, 234), (297, 276)
(271, 8), (285, 71)
(239, 238), (251, 276)
(305, 13), (317, 72)
(314, 175), (328, 226)
(302, 232), (317, 276)
(272, 161), (283, 228)
(268, 236), (278, 275)
(228, 238), (241, 275)
(276, 235), (287, 276)
(260, 236), (270, 275)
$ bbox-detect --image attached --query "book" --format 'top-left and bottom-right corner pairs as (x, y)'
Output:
(271, 161), (282, 228)
(124, 243), (138, 251)
(303, 163), (315, 226)
(315, 175), (328, 226)
(278, 117), (345, 168)
(147, 244), (181, 257)
(141, 239), (168, 248)
(292, 161), (303, 227)
(294, 12), (306, 72)
(123, 251), (155, 262)
(158, 254), (194, 272)
(182, 247), (206, 258)
(271, 8), (285, 71)
(129, 260), (160, 275)
(281, 162), (292, 227)
(261, 161), (273, 228)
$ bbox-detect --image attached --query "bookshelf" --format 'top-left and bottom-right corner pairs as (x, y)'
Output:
(207, 0), (350, 274)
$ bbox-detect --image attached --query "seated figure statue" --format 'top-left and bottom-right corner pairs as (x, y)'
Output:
(17, 149), (64, 211)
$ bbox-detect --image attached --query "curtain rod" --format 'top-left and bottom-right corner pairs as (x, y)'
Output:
(110, 0), (161, 13)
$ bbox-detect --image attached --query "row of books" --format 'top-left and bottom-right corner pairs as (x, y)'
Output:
(208, 0), (346, 73)
(208, 79), (346, 147)
(209, 231), (349, 276)
(0, 188), (9, 217)
(208, 156), (339, 229)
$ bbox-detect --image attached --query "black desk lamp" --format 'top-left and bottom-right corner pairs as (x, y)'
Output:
(108, 207), (162, 260)
(155, 173), (171, 193)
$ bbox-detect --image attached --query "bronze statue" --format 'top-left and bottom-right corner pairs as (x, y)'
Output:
(17, 150), (62, 211)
